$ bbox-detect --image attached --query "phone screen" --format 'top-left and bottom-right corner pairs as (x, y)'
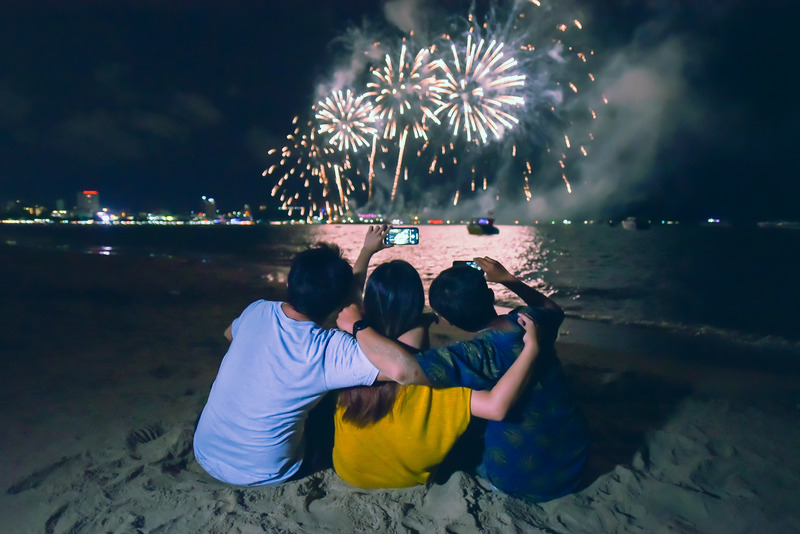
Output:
(453, 260), (482, 271)
(384, 227), (419, 245)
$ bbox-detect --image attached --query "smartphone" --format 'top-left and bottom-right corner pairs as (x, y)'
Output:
(453, 260), (482, 271)
(384, 227), (420, 245)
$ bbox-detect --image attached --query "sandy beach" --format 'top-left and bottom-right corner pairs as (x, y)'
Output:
(1, 244), (799, 533)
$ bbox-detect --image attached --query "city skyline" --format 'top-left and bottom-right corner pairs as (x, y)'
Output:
(1, 0), (798, 222)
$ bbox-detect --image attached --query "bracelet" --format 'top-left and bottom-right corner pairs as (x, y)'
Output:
(351, 319), (370, 338)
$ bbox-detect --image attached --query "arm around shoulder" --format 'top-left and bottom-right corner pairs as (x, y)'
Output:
(337, 304), (429, 385)
(357, 326), (429, 385)
(469, 313), (540, 421)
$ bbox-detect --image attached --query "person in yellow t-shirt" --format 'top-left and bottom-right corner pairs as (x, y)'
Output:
(332, 227), (540, 489)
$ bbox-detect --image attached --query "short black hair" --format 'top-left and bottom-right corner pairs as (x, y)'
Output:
(287, 242), (353, 322)
(429, 266), (495, 332)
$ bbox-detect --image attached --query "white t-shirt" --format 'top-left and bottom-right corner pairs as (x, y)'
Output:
(193, 300), (379, 485)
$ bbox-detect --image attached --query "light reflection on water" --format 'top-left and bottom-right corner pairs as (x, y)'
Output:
(4, 222), (800, 347)
(309, 224), (550, 305)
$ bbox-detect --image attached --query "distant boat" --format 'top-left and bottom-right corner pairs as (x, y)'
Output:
(467, 217), (499, 235)
(757, 221), (800, 230)
(621, 217), (651, 230)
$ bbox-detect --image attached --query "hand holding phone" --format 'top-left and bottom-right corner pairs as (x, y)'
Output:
(384, 227), (419, 245)
(453, 260), (482, 271)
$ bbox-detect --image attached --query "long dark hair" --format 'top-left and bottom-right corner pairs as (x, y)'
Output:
(339, 260), (424, 427)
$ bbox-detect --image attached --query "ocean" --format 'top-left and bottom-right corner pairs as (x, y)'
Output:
(3, 222), (799, 357)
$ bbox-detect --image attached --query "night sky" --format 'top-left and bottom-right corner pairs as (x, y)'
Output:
(1, 0), (797, 222)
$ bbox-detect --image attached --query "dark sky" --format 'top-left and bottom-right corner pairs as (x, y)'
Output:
(1, 0), (797, 221)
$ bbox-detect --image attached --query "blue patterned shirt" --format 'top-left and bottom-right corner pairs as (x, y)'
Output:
(415, 306), (588, 502)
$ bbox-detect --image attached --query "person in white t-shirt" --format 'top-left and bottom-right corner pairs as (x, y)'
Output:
(193, 235), (426, 486)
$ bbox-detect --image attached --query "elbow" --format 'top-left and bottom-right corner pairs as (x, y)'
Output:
(386, 363), (427, 386)
(391, 368), (421, 386)
(483, 404), (510, 422)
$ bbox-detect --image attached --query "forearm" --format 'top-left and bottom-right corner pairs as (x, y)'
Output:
(349, 249), (374, 304)
(501, 279), (560, 311)
(471, 341), (539, 420)
(356, 327), (429, 385)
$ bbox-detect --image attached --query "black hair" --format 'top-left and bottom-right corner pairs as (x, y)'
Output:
(429, 265), (496, 332)
(363, 260), (425, 339)
(286, 242), (353, 322)
(339, 260), (423, 427)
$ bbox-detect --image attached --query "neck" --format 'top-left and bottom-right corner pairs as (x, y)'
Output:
(484, 313), (507, 331)
(281, 302), (316, 324)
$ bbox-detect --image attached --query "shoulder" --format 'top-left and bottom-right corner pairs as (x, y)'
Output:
(240, 299), (275, 316)
(403, 384), (472, 408)
(509, 305), (564, 328)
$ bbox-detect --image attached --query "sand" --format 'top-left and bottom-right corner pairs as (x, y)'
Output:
(1, 244), (799, 533)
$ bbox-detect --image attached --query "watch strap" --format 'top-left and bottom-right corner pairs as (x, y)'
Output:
(351, 319), (370, 337)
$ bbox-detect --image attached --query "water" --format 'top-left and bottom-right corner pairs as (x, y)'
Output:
(3, 222), (799, 354)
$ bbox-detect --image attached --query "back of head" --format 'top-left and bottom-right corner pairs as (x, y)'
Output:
(429, 266), (495, 332)
(363, 260), (424, 339)
(287, 242), (353, 322)
(340, 260), (422, 428)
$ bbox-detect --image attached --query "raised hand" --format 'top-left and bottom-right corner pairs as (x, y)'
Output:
(362, 224), (391, 255)
(473, 257), (516, 284)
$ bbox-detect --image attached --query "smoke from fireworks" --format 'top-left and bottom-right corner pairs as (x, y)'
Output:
(264, 0), (603, 219)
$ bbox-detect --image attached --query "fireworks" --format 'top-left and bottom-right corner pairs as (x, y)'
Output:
(364, 43), (444, 141)
(263, 115), (360, 222)
(262, 0), (602, 217)
(315, 89), (377, 152)
(429, 33), (526, 144)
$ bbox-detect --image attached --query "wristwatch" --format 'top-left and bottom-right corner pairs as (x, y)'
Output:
(351, 319), (370, 338)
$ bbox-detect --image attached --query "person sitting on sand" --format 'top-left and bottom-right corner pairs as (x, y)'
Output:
(332, 258), (541, 489)
(193, 237), (426, 486)
(337, 257), (588, 502)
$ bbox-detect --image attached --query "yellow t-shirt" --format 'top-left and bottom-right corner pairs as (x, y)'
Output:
(333, 385), (472, 488)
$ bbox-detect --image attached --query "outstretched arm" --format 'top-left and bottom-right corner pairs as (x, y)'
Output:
(470, 313), (539, 421)
(224, 323), (233, 342)
(473, 256), (561, 311)
(337, 304), (429, 385)
(350, 225), (391, 305)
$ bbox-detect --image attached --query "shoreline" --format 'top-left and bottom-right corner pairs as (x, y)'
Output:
(2, 245), (800, 532)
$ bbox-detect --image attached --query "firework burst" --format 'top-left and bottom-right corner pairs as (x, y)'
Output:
(364, 42), (445, 141)
(262, 115), (361, 222)
(315, 89), (377, 152)
(364, 42), (448, 202)
(429, 32), (526, 144)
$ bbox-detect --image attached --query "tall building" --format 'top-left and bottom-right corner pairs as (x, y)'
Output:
(77, 190), (100, 218)
(201, 195), (218, 220)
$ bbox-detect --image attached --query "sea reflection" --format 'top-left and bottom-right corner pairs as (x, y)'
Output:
(310, 224), (552, 304)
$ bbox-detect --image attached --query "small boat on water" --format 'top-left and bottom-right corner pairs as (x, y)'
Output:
(757, 221), (800, 230)
(467, 217), (499, 235)
(621, 217), (651, 231)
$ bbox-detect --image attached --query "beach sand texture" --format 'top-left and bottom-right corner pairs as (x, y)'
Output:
(1, 245), (799, 533)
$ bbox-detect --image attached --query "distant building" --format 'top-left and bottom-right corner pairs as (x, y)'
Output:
(201, 195), (218, 220)
(76, 190), (100, 218)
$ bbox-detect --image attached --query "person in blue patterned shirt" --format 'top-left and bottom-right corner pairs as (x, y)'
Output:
(339, 256), (588, 502)
(419, 257), (588, 502)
